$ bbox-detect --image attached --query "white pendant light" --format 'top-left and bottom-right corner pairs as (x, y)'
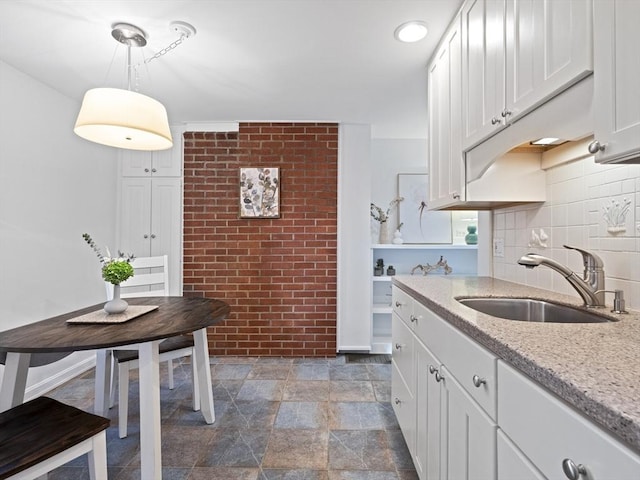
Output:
(75, 87), (172, 150)
(74, 22), (193, 151)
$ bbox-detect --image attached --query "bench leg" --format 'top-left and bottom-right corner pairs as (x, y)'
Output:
(118, 362), (130, 439)
(88, 431), (108, 480)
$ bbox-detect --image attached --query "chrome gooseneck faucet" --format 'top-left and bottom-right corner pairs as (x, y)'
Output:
(518, 245), (606, 308)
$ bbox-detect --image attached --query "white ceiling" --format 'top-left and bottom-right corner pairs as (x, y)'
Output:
(0, 0), (463, 138)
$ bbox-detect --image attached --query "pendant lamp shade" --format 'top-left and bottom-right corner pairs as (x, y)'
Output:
(74, 87), (173, 151)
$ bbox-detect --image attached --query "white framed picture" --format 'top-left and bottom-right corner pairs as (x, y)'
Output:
(397, 174), (452, 244)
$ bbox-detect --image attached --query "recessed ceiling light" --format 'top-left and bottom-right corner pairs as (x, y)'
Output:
(394, 21), (428, 43)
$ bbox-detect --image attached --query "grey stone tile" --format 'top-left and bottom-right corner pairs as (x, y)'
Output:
(291, 364), (330, 380)
(372, 381), (391, 402)
(213, 379), (244, 401)
(257, 357), (295, 365)
(215, 357), (260, 364)
(248, 364), (292, 380)
(160, 424), (218, 467)
(328, 471), (399, 480)
(329, 381), (376, 402)
(366, 364), (391, 381)
(329, 364), (370, 381)
(262, 429), (329, 469)
(198, 429), (271, 467)
(189, 466), (259, 479)
(329, 402), (399, 430)
(236, 379), (286, 401)
(213, 363), (253, 380)
(215, 400), (279, 430)
(386, 430), (414, 469)
(328, 430), (394, 471)
(283, 380), (330, 401)
(274, 401), (328, 429)
(261, 469), (330, 480)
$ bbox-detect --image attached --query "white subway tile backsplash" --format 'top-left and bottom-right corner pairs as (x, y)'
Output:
(493, 158), (640, 309)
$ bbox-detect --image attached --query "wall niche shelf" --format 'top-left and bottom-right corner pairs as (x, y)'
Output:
(370, 243), (478, 354)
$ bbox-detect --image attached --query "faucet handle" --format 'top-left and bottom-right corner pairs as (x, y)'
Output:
(563, 245), (604, 269)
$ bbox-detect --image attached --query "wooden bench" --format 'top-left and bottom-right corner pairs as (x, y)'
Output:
(0, 396), (109, 479)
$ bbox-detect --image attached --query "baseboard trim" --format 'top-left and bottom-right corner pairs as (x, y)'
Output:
(25, 356), (96, 401)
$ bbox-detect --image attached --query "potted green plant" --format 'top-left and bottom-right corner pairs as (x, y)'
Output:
(83, 233), (134, 314)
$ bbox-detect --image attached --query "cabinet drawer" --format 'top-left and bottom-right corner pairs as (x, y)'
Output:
(498, 361), (640, 479)
(414, 301), (497, 420)
(392, 311), (414, 392)
(392, 287), (413, 325)
(392, 361), (416, 457)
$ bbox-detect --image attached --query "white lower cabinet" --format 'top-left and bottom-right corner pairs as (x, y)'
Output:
(392, 286), (497, 480)
(498, 361), (640, 480)
(392, 285), (640, 479)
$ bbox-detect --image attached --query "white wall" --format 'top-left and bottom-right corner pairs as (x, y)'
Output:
(493, 156), (640, 309)
(0, 60), (119, 394)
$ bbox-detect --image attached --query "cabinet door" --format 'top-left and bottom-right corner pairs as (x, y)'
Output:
(119, 177), (182, 295)
(150, 178), (182, 294)
(119, 178), (152, 256)
(462, 0), (506, 150)
(121, 126), (183, 176)
(592, 0), (640, 163)
(505, 0), (592, 120)
(428, 15), (465, 209)
(443, 366), (497, 480)
(497, 430), (546, 480)
(415, 341), (443, 480)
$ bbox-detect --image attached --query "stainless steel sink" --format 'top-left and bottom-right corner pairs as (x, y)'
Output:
(456, 297), (616, 323)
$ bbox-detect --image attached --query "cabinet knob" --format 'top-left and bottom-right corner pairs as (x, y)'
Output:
(429, 365), (437, 374)
(144, 168), (150, 173)
(150, 234), (156, 239)
(409, 314), (417, 323)
(394, 397), (402, 405)
(395, 343), (405, 350)
(588, 140), (606, 154)
(395, 301), (403, 307)
(562, 458), (587, 480)
(151, 168), (157, 173)
(435, 372), (444, 382)
(472, 375), (486, 388)
(143, 234), (149, 239)
(491, 117), (501, 125)
(452, 193), (460, 200)
(501, 109), (512, 118)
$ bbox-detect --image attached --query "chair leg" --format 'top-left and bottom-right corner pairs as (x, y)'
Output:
(191, 352), (200, 411)
(87, 430), (108, 480)
(167, 358), (175, 389)
(118, 363), (130, 438)
(109, 353), (117, 409)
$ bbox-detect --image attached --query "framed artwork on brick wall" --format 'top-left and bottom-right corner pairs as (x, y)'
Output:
(239, 167), (280, 218)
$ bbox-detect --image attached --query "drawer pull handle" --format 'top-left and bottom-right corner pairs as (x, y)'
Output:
(435, 372), (444, 383)
(409, 315), (417, 323)
(395, 301), (403, 307)
(394, 398), (401, 405)
(562, 458), (587, 480)
(472, 375), (486, 388)
(429, 365), (437, 374)
(395, 343), (405, 350)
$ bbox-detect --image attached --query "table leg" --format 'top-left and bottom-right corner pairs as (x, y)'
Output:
(0, 352), (30, 412)
(138, 340), (162, 479)
(193, 328), (215, 424)
(94, 349), (112, 417)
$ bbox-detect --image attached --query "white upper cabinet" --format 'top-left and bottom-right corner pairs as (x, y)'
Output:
(462, 0), (593, 151)
(121, 126), (183, 177)
(428, 14), (465, 209)
(591, 0), (640, 164)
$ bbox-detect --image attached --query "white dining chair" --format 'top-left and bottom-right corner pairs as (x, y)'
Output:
(105, 255), (200, 438)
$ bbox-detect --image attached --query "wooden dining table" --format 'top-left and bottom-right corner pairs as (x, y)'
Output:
(0, 296), (230, 479)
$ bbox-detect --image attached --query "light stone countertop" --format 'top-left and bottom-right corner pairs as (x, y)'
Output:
(391, 275), (640, 454)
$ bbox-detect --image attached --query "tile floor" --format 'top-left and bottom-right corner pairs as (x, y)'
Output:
(47, 355), (418, 479)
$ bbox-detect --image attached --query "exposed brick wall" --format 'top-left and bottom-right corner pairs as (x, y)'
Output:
(183, 123), (339, 357)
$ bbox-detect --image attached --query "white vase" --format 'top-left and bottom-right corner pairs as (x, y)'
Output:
(379, 221), (389, 244)
(104, 284), (128, 314)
